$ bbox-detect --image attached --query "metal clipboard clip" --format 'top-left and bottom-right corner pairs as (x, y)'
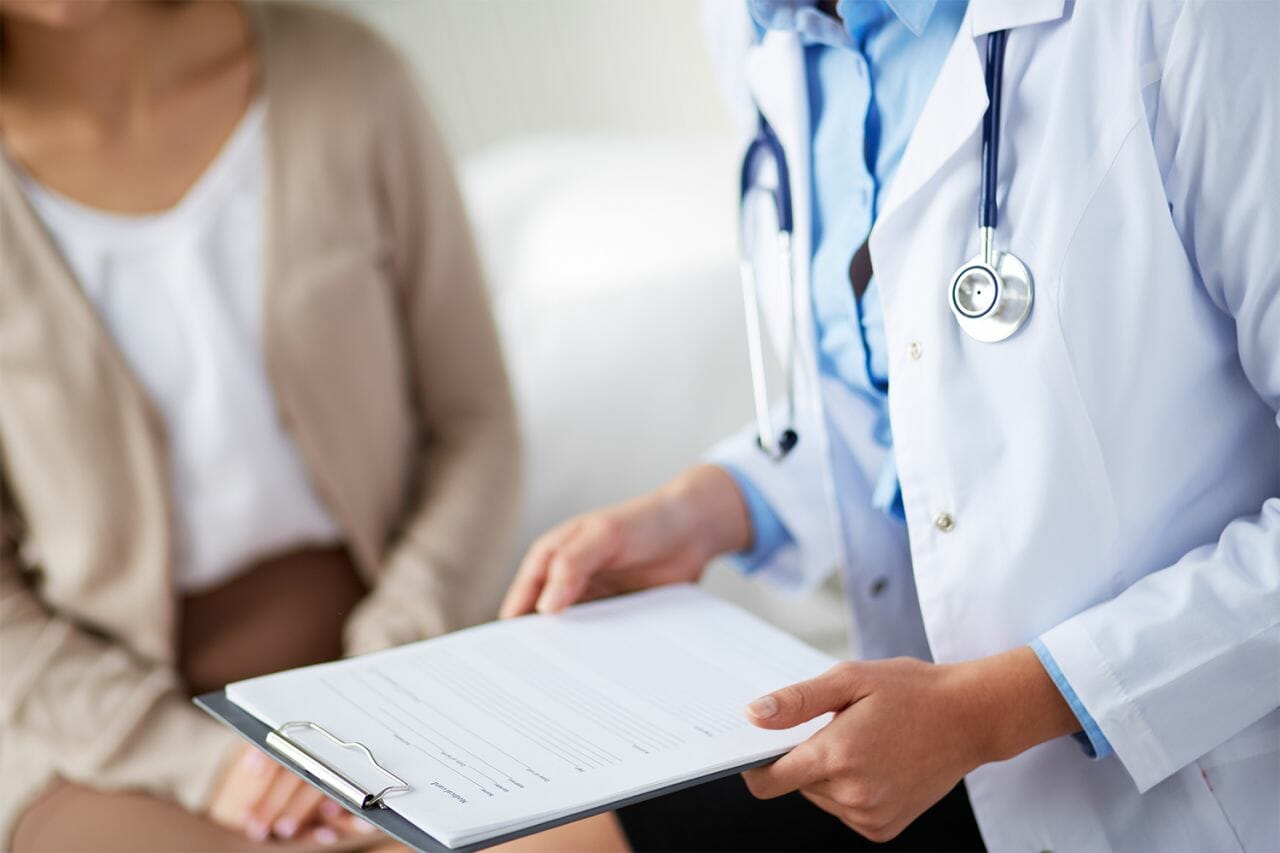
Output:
(265, 721), (409, 810)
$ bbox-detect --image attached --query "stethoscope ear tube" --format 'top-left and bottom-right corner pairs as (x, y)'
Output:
(739, 113), (800, 461)
(740, 115), (793, 236)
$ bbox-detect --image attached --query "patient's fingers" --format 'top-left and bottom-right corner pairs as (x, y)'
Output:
(246, 771), (303, 841)
(535, 515), (622, 614)
(319, 800), (380, 837)
(272, 784), (326, 840)
(230, 748), (280, 826)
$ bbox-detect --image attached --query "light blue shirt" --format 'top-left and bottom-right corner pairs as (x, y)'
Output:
(723, 0), (1112, 760)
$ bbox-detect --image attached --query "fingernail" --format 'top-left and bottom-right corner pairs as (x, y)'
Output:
(536, 587), (564, 614)
(314, 827), (339, 845)
(244, 750), (269, 775)
(746, 695), (779, 719)
(354, 819), (377, 834)
(320, 800), (342, 819)
(273, 817), (298, 839)
(247, 820), (269, 842)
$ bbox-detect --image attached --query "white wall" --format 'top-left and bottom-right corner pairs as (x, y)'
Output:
(330, 0), (736, 156)
(327, 0), (851, 656)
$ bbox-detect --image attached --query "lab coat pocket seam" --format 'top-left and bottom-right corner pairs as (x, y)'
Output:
(1041, 119), (1150, 553)
(1193, 758), (1248, 853)
(1048, 116), (1146, 293)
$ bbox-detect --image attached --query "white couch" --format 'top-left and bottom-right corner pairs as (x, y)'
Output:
(462, 136), (849, 657)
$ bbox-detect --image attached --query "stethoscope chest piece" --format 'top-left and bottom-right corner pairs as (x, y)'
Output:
(949, 244), (1033, 343)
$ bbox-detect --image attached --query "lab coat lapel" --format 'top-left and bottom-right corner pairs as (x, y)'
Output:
(744, 32), (808, 163)
(873, 8), (987, 239)
(970, 0), (1067, 36)
(872, 0), (1068, 285)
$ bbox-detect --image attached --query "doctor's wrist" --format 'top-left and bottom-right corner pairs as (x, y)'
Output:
(955, 648), (1081, 766)
(660, 464), (754, 563)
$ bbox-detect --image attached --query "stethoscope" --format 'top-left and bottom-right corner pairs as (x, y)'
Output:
(738, 28), (1031, 460)
(947, 29), (1034, 343)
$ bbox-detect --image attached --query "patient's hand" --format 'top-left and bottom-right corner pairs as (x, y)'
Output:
(500, 464), (751, 617)
(208, 743), (379, 843)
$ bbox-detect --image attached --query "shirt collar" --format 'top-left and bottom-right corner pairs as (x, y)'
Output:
(864, 0), (939, 37)
(748, 0), (942, 48)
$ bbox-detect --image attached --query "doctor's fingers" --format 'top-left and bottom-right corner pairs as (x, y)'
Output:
(500, 520), (583, 618)
(799, 789), (898, 844)
(745, 661), (863, 729)
(741, 739), (833, 800)
(535, 516), (626, 613)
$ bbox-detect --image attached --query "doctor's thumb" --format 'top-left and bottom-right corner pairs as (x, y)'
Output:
(745, 662), (859, 729)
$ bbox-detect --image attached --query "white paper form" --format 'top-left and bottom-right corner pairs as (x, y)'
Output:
(226, 584), (838, 848)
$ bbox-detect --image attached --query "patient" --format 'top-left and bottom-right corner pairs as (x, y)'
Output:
(0, 0), (519, 849)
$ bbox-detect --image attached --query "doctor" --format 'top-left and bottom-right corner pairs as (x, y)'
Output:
(501, 0), (1279, 850)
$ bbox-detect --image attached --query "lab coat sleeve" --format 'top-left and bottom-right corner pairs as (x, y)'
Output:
(706, 406), (842, 595)
(1031, 639), (1113, 759)
(707, 372), (911, 597)
(716, 462), (796, 573)
(1037, 0), (1280, 794)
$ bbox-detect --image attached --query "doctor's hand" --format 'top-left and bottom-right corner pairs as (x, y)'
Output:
(500, 465), (752, 617)
(741, 649), (1079, 843)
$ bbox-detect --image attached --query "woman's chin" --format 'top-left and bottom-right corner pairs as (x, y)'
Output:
(3, 0), (114, 30)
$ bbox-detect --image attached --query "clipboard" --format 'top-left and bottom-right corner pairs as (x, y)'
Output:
(196, 691), (779, 852)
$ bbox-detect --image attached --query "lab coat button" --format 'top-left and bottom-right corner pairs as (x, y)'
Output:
(934, 512), (955, 532)
(908, 341), (923, 360)
(870, 577), (888, 597)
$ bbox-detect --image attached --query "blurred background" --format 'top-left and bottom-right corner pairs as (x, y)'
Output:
(335, 0), (733, 153)
(333, 0), (849, 656)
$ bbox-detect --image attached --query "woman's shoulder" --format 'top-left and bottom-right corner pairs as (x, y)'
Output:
(254, 1), (421, 116)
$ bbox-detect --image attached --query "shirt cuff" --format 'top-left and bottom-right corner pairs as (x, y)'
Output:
(715, 463), (794, 574)
(1031, 638), (1114, 759)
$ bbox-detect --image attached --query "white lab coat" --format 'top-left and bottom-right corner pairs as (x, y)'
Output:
(705, 0), (1280, 850)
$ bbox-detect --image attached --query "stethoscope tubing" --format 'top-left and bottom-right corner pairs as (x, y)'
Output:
(740, 113), (794, 235)
(979, 29), (1008, 231)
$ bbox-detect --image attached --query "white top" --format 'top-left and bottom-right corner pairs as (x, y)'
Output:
(20, 103), (341, 592)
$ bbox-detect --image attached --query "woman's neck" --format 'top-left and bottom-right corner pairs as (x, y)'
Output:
(7, 5), (155, 125)
(2, 2), (246, 133)
(0, 0), (257, 214)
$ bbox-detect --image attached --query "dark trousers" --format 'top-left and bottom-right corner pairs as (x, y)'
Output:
(617, 774), (984, 853)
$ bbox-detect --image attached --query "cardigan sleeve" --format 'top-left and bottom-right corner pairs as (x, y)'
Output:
(344, 49), (522, 654)
(0, 473), (240, 816)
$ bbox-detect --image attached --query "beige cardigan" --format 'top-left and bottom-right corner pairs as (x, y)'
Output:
(0, 3), (520, 842)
